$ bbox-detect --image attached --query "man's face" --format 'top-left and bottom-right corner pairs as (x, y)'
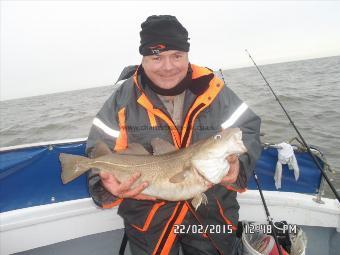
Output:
(142, 50), (189, 89)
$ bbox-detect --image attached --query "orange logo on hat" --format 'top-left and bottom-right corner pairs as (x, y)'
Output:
(149, 44), (166, 50)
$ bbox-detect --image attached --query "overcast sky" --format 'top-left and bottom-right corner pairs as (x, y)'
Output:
(1, 1), (340, 101)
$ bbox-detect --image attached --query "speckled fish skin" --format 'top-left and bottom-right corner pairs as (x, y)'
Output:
(59, 128), (247, 203)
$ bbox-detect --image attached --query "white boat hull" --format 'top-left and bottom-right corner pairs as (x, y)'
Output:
(1, 190), (339, 255)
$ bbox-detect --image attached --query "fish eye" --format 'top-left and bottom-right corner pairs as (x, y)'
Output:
(214, 134), (222, 140)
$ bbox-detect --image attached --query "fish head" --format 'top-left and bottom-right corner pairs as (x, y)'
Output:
(191, 128), (247, 184)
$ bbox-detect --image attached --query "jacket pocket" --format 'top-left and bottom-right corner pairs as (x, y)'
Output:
(118, 199), (166, 232)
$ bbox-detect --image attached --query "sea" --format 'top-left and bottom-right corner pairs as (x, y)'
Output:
(1, 55), (339, 197)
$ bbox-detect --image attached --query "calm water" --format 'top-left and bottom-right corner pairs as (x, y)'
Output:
(1, 56), (339, 197)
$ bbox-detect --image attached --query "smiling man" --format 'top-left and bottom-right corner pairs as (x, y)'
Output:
(86, 15), (262, 255)
(142, 50), (189, 90)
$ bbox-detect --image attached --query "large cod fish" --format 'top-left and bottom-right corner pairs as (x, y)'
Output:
(59, 128), (247, 209)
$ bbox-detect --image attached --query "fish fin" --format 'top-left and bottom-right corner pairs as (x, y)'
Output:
(191, 193), (208, 210)
(169, 167), (191, 183)
(59, 153), (91, 184)
(93, 140), (113, 158)
(118, 143), (150, 155)
(151, 138), (177, 155)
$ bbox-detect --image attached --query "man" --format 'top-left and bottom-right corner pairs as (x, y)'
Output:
(86, 15), (261, 255)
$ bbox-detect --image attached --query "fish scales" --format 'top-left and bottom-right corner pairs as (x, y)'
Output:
(59, 128), (248, 209)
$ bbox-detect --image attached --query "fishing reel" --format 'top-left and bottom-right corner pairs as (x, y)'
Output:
(271, 221), (292, 253)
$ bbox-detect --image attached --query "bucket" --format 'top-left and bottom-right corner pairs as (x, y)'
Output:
(241, 222), (307, 255)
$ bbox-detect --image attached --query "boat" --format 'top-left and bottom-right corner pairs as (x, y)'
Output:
(1, 137), (339, 255)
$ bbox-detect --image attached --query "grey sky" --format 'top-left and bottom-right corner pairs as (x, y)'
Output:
(1, 1), (340, 101)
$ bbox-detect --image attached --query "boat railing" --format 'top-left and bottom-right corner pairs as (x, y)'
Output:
(0, 137), (88, 152)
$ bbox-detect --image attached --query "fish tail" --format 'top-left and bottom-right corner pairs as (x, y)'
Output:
(59, 153), (91, 184)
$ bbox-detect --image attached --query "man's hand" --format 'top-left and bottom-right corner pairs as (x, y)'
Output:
(99, 171), (156, 201)
(220, 155), (240, 186)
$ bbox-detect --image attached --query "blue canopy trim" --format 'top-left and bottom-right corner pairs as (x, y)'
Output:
(0, 142), (89, 213)
(0, 141), (322, 212)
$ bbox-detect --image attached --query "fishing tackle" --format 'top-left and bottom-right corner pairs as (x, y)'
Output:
(245, 49), (340, 203)
(218, 68), (284, 255)
(253, 172), (284, 255)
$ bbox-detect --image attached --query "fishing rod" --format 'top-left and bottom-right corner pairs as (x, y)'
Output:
(245, 49), (340, 203)
(253, 172), (284, 255)
(219, 69), (284, 254)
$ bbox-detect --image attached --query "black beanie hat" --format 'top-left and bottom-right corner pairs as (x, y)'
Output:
(139, 15), (190, 56)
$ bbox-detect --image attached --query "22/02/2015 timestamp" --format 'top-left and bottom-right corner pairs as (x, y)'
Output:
(174, 224), (234, 234)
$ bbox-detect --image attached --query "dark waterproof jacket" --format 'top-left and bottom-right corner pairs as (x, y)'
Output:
(86, 64), (262, 253)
